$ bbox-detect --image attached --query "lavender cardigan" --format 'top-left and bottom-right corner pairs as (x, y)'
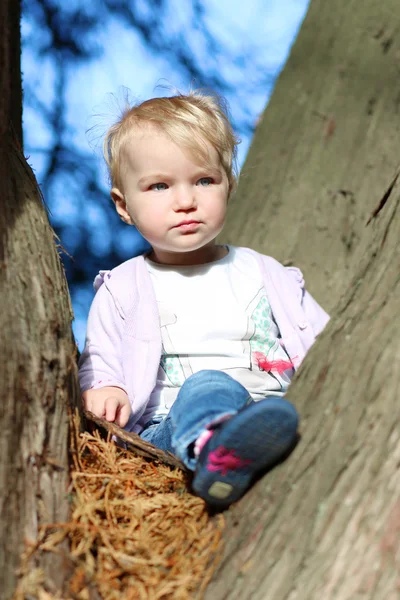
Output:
(78, 248), (329, 432)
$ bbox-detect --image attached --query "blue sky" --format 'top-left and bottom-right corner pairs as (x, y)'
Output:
(22, 0), (309, 347)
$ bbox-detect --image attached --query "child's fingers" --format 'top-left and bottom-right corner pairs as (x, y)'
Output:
(104, 397), (119, 422)
(87, 398), (105, 419)
(116, 402), (131, 428)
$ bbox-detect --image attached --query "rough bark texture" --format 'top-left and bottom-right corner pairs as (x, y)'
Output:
(208, 0), (400, 597)
(206, 176), (400, 600)
(222, 0), (400, 312)
(0, 1), (80, 597)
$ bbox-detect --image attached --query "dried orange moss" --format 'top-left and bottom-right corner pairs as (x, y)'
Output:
(14, 431), (225, 599)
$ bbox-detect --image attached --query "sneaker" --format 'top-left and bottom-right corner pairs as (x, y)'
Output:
(192, 397), (298, 509)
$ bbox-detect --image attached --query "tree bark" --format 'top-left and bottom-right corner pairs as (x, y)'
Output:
(209, 0), (400, 597)
(222, 0), (400, 312)
(0, 2), (80, 597)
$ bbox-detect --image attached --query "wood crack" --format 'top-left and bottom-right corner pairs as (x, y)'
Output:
(366, 170), (399, 225)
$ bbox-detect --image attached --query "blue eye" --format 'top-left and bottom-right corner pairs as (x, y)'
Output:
(150, 182), (168, 191)
(198, 177), (213, 186)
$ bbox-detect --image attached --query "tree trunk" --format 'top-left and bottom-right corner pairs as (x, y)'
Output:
(223, 0), (400, 312)
(0, 2), (80, 597)
(208, 0), (400, 598)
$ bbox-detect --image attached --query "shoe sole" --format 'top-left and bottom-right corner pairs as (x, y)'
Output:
(192, 398), (298, 508)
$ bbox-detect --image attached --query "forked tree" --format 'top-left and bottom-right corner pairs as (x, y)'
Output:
(1, 0), (399, 598)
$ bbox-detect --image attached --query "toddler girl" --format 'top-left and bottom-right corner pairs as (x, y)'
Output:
(79, 91), (329, 509)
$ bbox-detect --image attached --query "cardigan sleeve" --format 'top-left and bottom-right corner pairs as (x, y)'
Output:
(78, 281), (127, 395)
(285, 266), (330, 337)
(302, 290), (330, 337)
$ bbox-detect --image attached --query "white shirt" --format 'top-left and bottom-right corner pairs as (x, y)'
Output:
(145, 246), (294, 419)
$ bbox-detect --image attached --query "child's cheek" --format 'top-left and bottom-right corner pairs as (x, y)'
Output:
(140, 204), (167, 235)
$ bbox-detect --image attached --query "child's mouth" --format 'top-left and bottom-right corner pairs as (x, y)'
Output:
(175, 220), (201, 232)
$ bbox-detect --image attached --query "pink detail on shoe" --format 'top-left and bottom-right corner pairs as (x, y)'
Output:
(194, 429), (214, 457)
(253, 352), (293, 374)
(206, 446), (253, 476)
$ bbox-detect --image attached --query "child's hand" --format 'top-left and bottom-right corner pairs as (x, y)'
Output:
(82, 386), (131, 428)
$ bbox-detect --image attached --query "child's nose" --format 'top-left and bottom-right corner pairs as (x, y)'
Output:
(174, 187), (196, 210)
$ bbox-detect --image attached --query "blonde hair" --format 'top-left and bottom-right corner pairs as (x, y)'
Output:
(103, 90), (240, 195)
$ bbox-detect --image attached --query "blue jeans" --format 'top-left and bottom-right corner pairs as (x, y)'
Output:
(140, 370), (256, 470)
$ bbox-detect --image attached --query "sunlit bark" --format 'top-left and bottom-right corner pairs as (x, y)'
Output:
(0, 1), (80, 597)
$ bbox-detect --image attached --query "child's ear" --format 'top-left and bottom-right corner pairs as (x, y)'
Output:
(111, 188), (134, 225)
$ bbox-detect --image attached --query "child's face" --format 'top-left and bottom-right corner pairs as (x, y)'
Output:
(111, 126), (229, 265)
